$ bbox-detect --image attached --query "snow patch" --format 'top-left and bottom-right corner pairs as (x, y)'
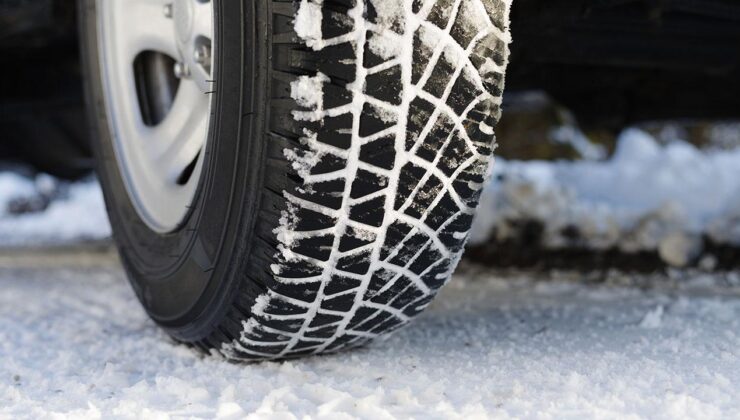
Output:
(550, 125), (607, 161)
(294, 0), (323, 49)
(290, 73), (329, 110)
(479, 121), (494, 135)
(639, 305), (665, 329)
(0, 173), (111, 246)
(471, 128), (740, 254)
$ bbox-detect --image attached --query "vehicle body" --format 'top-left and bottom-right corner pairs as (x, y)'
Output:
(3, 0), (738, 177)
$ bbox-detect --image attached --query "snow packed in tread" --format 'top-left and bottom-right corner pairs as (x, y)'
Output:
(222, 0), (513, 360)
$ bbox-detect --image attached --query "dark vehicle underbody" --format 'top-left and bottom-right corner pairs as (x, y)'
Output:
(1, 0), (739, 177)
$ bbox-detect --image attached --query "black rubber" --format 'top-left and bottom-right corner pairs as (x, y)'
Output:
(79, 0), (511, 361)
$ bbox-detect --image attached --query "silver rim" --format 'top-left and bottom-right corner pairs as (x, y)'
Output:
(97, 0), (214, 233)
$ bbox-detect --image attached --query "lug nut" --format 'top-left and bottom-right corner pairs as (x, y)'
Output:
(193, 45), (211, 66)
(174, 62), (190, 78)
(163, 3), (173, 18)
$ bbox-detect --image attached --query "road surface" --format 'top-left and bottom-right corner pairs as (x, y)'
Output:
(1, 250), (739, 419)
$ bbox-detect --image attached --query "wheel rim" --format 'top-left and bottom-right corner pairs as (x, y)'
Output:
(97, 0), (214, 233)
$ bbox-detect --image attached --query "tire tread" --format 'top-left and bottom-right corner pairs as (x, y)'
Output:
(200, 0), (512, 360)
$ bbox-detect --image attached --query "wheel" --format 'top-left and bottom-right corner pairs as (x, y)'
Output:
(79, 0), (512, 360)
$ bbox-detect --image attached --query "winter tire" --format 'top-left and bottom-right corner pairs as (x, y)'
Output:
(79, 0), (512, 360)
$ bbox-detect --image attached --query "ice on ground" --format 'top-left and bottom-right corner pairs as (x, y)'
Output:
(0, 172), (111, 246)
(472, 128), (740, 254)
(1, 262), (739, 419)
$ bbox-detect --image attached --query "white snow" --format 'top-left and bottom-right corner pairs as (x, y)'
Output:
(294, 0), (323, 49)
(639, 305), (665, 329)
(471, 128), (740, 251)
(0, 173), (37, 207)
(291, 73), (328, 110)
(1, 261), (739, 418)
(0, 173), (111, 246)
(549, 125), (608, 161)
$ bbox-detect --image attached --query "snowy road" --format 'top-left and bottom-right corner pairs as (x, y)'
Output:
(1, 253), (739, 419)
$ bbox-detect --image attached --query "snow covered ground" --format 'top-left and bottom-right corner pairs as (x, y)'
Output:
(0, 127), (738, 267)
(0, 127), (737, 416)
(0, 172), (110, 246)
(471, 128), (740, 266)
(1, 257), (739, 419)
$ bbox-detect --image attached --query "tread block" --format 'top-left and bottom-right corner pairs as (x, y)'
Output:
(292, 234), (334, 262)
(274, 258), (324, 279)
(438, 133), (474, 177)
(292, 207), (337, 232)
(346, 307), (377, 330)
(446, 70), (483, 115)
(409, 243), (444, 274)
(427, 0), (455, 30)
(305, 325), (339, 339)
(381, 221), (413, 260)
(292, 179), (346, 210)
(323, 80), (354, 109)
(424, 191), (459, 231)
(254, 314), (303, 334)
(394, 162), (427, 210)
(359, 103), (397, 138)
(321, 293), (356, 312)
(263, 297), (308, 316)
(336, 249), (372, 275)
(359, 135), (396, 170)
(370, 276), (411, 304)
(349, 196), (386, 227)
(364, 31), (390, 69)
(404, 175), (443, 220)
(324, 275), (362, 295)
(388, 231), (430, 267)
(405, 97), (436, 151)
(318, 113), (354, 149)
(421, 46), (456, 98)
(415, 114), (455, 162)
(439, 213), (474, 251)
(350, 169), (388, 199)
(363, 268), (397, 300)
(365, 65), (403, 105)
(339, 226), (376, 252)
(308, 313), (343, 328)
(411, 28), (434, 86)
(390, 285), (425, 310)
(322, 7), (354, 39)
(352, 311), (393, 332)
(273, 280), (323, 303)
(309, 153), (348, 176)
(421, 262), (451, 290)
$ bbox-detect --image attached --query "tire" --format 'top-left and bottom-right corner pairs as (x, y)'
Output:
(79, 0), (512, 360)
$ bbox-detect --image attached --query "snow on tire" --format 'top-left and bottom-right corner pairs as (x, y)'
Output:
(222, 0), (512, 360)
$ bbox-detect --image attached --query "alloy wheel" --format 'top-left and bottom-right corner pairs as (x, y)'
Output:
(97, 0), (214, 233)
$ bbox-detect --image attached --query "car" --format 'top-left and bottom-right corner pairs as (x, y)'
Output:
(1, 0), (738, 361)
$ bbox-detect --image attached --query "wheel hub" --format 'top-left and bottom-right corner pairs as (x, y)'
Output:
(97, 0), (215, 233)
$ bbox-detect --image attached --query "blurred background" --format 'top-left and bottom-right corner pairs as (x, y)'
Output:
(0, 0), (738, 271)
